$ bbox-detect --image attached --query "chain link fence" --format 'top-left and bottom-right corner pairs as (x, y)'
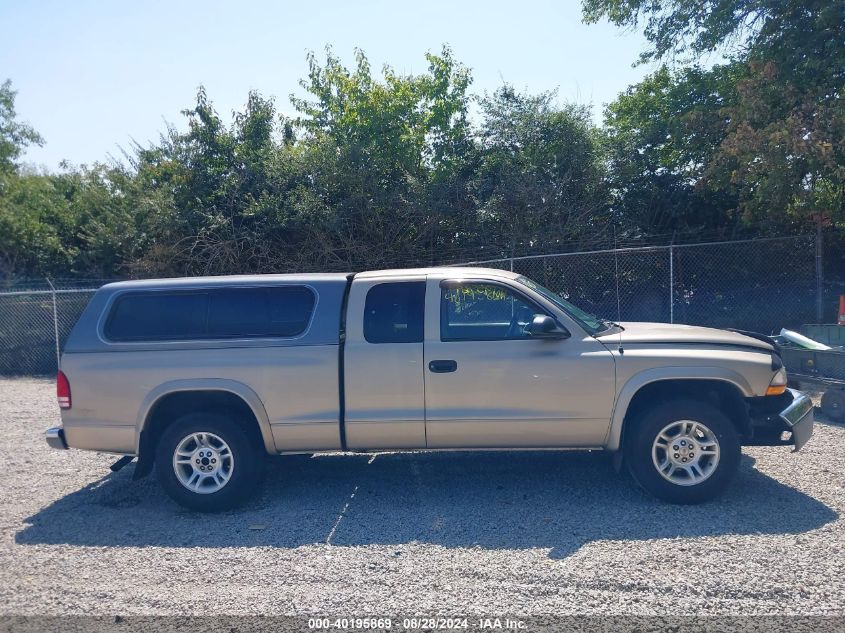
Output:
(465, 235), (820, 334)
(0, 234), (835, 376)
(0, 281), (110, 376)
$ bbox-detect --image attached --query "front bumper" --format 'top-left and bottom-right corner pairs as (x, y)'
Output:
(745, 388), (814, 450)
(780, 388), (814, 452)
(45, 427), (68, 450)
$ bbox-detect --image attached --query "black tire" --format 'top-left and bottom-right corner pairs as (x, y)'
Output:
(155, 412), (264, 511)
(821, 389), (845, 421)
(624, 399), (741, 504)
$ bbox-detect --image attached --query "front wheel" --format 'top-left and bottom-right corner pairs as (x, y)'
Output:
(155, 412), (264, 511)
(624, 399), (741, 504)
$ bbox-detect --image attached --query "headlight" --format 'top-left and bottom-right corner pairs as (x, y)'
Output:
(766, 367), (788, 396)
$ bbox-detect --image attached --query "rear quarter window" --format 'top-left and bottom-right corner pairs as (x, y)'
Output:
(104, 286), (316, 342)
(363, 281), (425, 344)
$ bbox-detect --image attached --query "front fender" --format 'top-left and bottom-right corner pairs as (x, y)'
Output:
(604, 366), (754, 451)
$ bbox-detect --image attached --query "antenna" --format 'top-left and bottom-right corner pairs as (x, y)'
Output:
(613, 226), (624, 355)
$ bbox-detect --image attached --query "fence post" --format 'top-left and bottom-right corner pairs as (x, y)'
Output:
(509, 257), (514, 272)
(46, 278), (60, 372)
(816, 219), (824, 323)
(669, 244), (674, 324)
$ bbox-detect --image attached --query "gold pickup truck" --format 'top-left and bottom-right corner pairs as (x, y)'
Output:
(46, 267), (814, 511)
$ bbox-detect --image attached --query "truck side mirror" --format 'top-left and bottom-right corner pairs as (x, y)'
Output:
(526, 314), (569, 339)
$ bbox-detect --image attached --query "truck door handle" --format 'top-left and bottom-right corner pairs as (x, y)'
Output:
(429, 360), (457, 373)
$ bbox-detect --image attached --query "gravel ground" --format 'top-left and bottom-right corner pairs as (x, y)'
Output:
(1, 376), (844, 616)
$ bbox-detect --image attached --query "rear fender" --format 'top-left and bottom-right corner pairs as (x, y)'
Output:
(134, 379), (275, 455)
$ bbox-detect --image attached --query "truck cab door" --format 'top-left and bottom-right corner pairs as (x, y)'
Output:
(423, 275), (616, 448)
(343, 277), (427, 449)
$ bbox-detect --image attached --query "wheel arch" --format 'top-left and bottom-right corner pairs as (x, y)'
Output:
(605, 368), (753, 452)
(132, 380), (275, 478)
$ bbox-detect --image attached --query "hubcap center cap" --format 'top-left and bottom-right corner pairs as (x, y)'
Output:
(193, 448), (220, 472)
(670, 436), (698, 464)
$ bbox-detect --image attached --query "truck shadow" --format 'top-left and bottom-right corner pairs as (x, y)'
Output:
(16, 450), (838, 559)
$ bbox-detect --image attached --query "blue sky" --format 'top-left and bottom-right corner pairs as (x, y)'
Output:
(1, 0), (654, 170)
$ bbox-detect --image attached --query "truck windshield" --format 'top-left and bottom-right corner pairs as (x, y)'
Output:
(515, 275), (607, 335)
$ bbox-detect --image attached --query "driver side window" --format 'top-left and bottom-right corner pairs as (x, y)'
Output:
(440, 281), (543, 341)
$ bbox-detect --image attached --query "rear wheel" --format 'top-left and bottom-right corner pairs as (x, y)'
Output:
(625, 399), (741, 504)
(155, 412), (264, 511)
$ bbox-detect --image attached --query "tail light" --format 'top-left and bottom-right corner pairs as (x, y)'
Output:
(57, 370), (72, 409)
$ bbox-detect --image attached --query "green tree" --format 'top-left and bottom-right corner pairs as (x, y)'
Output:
(129, 87), (297, 275)
(475, 86), (609, 255)
(0, 80), (61, 279)
(292, 46), (472, 174)
(602, 65), (741, 235)
(582, 0), (844, 66)
(0, 79), (43, 175)
(58, 164), (173, 278)
(585, 0), (845, 227)
(125, 49), (474, 277)
(0, 172), (71, 278)
(288, 46), (475, 268)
